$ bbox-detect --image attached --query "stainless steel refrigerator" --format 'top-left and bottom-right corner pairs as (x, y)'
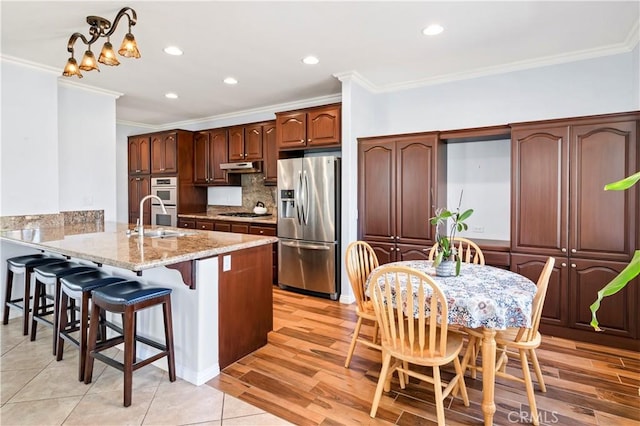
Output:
(277, 156), (341, 300)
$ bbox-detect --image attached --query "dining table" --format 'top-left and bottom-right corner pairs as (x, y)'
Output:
(366, 260), (538, 426)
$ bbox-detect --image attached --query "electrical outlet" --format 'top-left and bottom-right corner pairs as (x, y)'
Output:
(223, 255), (231, 271)
(472, 226), (485, 233)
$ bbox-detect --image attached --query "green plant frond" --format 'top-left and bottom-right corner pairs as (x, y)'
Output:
(604, 171), (640, 191)
(590, 250), (640, 331)
(434, 250), (444, 267)
(455, 257), (462, 276)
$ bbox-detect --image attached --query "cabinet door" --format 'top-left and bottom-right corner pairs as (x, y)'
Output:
(250, 225), (276, 236)
(570, 258), (638, 339)
(276, 111), (306, 149)
(263, 121), (277, 185)
(193, 132), (210, 184)
(210, 129), (233, 185)
(128, 136), (150, 174)
(231, 223), (250, 234)
(396, 137), (437, 246)
(244, 123), (263, 160)
(511, 253), (568, 326)
(178, 218), (195, 229)
(397, 244), (430, 261)
(228, 126), (245, 161)
(128, 175), (151, 225)
(366, 241), (396, 265)
(307, 105), (340, 147)
(359, 140), (395, 243)
(511, 125), (569, 255)
(160, 132), (178, 173)
(570, 120), (637, 261)
(213, 221), (231, 232)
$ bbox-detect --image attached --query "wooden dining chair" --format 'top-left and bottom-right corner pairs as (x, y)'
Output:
(428, 237), (485, 265)
(460, 256), (555, 426)
(369, 265), (469, 425)
(344, 241), (381, 368)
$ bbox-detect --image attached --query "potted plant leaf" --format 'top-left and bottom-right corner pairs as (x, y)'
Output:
(590, 171), (640, 331)
(429, 192), (474, 277)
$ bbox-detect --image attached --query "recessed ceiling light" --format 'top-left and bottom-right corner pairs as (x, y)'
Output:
(224, 77), (238, 85)
(165, 92), (178, 99)
(163, 46), (183, 56)
(302, 56), (319, 65)
(422, 24), (444, 36)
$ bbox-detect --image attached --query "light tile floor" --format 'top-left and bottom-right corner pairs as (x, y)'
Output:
(0, 318), (293, 425)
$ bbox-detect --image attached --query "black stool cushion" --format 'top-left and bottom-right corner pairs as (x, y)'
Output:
(7, 255), (66, 269)
(92, 281), (172, 306)
(61, 271), (127, 293)
(34, 262), (96, 279)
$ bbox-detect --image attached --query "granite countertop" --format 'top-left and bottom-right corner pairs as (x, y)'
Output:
(179, 212), (277, 225)
(0, 221), (278, 272)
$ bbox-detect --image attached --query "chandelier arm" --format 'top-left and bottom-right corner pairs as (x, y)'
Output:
(103, 7), (137, 39)
(66, 32), (99, 54)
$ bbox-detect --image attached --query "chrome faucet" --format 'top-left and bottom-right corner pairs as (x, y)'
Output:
(138, 195), (167, 237)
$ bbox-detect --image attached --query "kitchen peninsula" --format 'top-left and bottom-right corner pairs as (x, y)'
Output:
(0, 221), (278, 385)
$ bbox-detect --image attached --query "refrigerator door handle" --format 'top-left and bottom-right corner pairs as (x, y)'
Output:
(303, 170), (310, 225)
(281, 241), (331, 250)
(296, 170), (303, 225)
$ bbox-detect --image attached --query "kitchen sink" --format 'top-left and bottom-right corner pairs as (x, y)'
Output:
(127, 228), (198, 238)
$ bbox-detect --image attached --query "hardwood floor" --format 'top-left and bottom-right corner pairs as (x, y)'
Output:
(207, 287), (640, 425)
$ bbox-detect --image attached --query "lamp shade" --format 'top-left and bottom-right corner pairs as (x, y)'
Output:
(62, 57), (83, 78)
(79, 49), (100, 72)
(118, 33), (141, 58)
(98, 41), (120, 66)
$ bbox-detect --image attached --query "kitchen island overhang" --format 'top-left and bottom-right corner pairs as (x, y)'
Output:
(0, 222), (278, 385)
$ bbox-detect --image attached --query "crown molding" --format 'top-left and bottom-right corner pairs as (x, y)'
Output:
(115, 120), (159, 130)
(58, 79), (123, 99)
(1, 54), (59, 74)
(158, 93), (342, 130)
(333, 71), (379, 93)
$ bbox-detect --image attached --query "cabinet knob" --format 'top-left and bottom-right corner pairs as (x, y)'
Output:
(135, 177), (141, 181)
(136, 169), (141, 173)
(562, 263), (567, 267)
(571, 248), (577, 253)
(395, 236), (399, 240)
(308, 139), (311, 142)
(561, 248), (567, 252)
(300, 139), (305, 143)
(571, 263), (576, 268)
(259, 230), (264, 234)
(389, 236), (395, 240)
(201, 225), (206, 229)
(160, 168), (165, 171)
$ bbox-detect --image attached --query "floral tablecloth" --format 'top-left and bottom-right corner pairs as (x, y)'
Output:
(366, 260), (537, 330)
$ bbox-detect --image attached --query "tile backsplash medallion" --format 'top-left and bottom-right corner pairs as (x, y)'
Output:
(207, 173), (277, 214)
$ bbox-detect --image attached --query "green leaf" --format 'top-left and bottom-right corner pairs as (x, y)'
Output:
(455, 257), (461, 276)
(434, 250), (444, 267)
(590, 250), (640, 331)
(458, 209), (474, 222)
(604, 171), (640, 191)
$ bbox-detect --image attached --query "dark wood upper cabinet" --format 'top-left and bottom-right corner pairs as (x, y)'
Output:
(244, 123), (264, 160)
(358, 133), (444, 263)
(128, 136), (150, 175)
(228, 126), (245, 161)
(194, 129), (239, 186)
(277, 104), (341, 150)
(151, 132), (178, 174)
(262, 121), (277, 185)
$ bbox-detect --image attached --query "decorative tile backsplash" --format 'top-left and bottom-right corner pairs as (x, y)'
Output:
(207, 173), (277, 214)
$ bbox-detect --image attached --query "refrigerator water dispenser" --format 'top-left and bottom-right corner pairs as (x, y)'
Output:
(280, 190), (296, 218)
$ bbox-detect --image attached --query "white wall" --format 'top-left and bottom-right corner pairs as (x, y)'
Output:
(1, 60), (59, 215)
(342, 47), (639, 273)
(58, 84), (119, 221)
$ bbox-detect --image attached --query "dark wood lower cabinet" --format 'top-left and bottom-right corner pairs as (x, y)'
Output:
(367, 242), (430, 263)
(511, 253), (639, 350)
(218, 244), (273, 369)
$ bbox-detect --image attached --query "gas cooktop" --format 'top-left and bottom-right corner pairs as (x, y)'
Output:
(218, 212), (272, 218)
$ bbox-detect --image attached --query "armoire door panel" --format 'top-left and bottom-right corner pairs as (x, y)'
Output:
(359, 143), (395, 241)
(511, 126), (569, 255)
(570, 121), (637, 261)
(570, 258), (637, 338)
(511, 253), (568, 326)
(396, 139), (435, 245)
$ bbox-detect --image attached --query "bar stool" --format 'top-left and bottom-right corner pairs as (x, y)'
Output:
(84, 280), (176, 407)
(57, 270), (127, 381)
(31, 261), (97, 355)
(3, 254), (66, 335)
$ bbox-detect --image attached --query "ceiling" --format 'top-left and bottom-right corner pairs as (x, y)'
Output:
(2, 1), (639, 127)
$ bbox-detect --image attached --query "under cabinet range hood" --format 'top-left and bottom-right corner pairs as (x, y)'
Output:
(219, 161), (262, 173)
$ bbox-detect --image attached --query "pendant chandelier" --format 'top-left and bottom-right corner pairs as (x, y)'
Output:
(62, 7), (140, 78)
